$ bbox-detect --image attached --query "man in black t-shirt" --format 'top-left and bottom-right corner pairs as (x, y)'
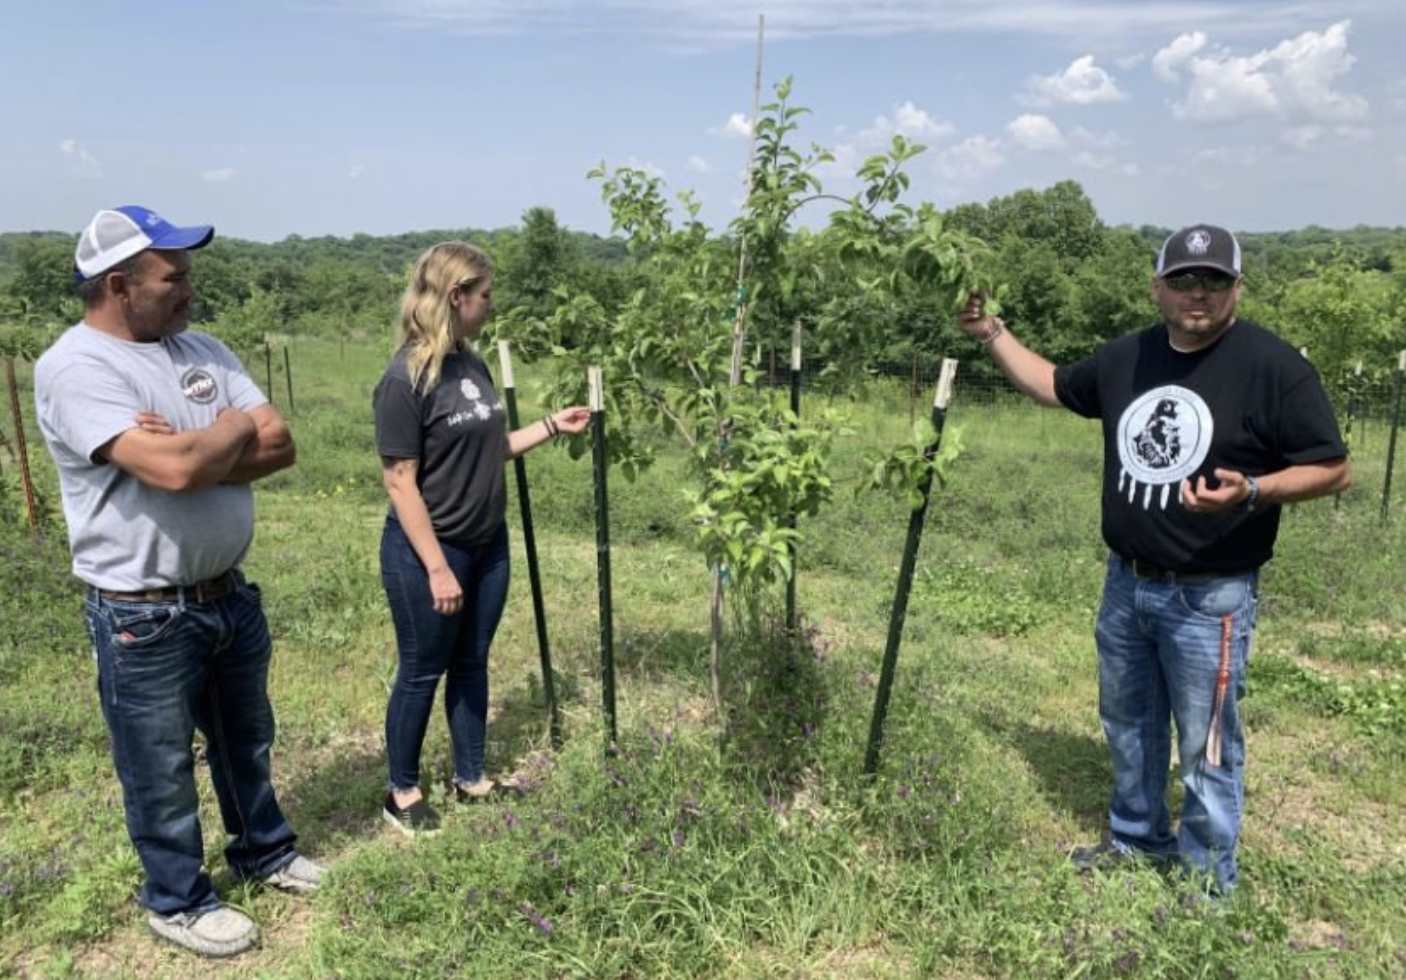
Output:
(956, 224), (1350, 893)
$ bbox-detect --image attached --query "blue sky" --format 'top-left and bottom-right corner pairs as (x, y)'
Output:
(3, 0), (1403, 242)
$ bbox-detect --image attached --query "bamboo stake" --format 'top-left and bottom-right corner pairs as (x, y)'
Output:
(589, 366), (618, 744)
(726, 13), (766, 387)
(264, 341), (274, 405)
(497, 342), (563, 750)
(4, 357), (39, 535)
(709, 12), (766, 722)
(863, 358), (959, 777)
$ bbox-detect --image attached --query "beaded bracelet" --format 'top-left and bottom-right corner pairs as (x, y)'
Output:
(980, 319), (1005, 345)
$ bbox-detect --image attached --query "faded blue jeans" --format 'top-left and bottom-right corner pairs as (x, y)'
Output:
(1095, 555), (1258, 893)
(381, 517), (511, 792)
(84, 575), (298, 915)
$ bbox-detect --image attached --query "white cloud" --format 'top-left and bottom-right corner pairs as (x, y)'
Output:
(1282, 123), (1374, 151)
(202, 167), (238, 182)
(1071, 151), (1139, 176)
(821, 100), (955, 182)
(1151, 32), (1207, 83)
(625, 156), (665, 178)
(709, 112), (752, 139)
(1006, 114), (1065, 150)
(1268, 21), (1369, 121)
(1280, 125), (1324, 150)
(1023, 55), (1126, 106)
(934, 135), (1004, 180)
(59, 138), (103, 179)
(1188, 146), (1262, 167)
(349, 164), (368, 179)
(821, 140), (862, 178)
(687, 154), (712, 173)
(885, 100), (956, 140)
(1155, 21), (1368, 124)
(1069, 126), (1128, 149)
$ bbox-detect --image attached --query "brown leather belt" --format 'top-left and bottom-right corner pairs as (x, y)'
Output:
(1118, 556), (1243, 585)
(96, 571), (240, 605)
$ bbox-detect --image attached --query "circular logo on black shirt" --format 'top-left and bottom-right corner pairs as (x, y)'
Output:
(182, 369), (218, 404)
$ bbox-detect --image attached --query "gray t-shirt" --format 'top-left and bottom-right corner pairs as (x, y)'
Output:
(373, 346), (508, 546)
(35, 323), (267, 590)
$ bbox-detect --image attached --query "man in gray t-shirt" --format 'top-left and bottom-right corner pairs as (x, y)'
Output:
(33, 206), (323, 959)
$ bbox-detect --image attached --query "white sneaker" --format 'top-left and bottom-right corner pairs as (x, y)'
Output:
(147, 905), (258, 958)
(260, 854), (327, 894)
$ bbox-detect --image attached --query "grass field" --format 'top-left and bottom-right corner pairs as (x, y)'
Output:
(1, 336), (1403, 979)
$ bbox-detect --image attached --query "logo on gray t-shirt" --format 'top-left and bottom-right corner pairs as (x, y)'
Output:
(182, 368), (218, 404)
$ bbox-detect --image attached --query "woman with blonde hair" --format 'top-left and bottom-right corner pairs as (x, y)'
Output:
(373, 241), (590, 835)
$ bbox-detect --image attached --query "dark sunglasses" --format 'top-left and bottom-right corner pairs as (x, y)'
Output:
(1163, 270), (1238, 293)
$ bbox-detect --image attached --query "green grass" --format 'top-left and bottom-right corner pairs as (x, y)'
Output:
(1, 337), (1404, 978)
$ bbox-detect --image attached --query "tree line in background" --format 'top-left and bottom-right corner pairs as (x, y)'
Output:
(2, 180), (1404, 400)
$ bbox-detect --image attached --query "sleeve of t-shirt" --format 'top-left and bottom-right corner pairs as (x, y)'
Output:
(1053, 351), (1103, 419)
(374, 373), (424, 460)
(1275, 370), (1349, 465)
(39, 357), (145, 465)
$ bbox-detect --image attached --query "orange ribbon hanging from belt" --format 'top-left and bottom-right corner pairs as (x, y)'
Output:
(1205, 614), (1233, 768)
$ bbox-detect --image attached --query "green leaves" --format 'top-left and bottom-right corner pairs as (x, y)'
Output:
(860, 423), (964, 511)
(687, 397), (843, 589)
(558, 78), (1003, 606)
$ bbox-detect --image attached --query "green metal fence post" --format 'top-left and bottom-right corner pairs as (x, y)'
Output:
(497, 342), (563, 749)
(864, 358), (959, 778)
(589, 366), (618, 744)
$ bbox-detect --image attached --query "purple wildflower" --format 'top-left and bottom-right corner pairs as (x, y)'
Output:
(518, 902), (553, 934)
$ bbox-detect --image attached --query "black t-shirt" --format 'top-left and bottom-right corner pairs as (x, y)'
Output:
(1053, 319), (1347, 572)
(373, 346), (509, 546)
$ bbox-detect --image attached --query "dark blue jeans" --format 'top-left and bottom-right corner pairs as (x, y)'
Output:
(381, 518), (511, 791)
(84, 575), (298, 915)
(1096, 555), (1258, 893)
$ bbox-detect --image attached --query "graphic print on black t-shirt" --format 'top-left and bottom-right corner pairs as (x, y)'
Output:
(1116, 384), (1213, 511)
(447, 377), (500, 427)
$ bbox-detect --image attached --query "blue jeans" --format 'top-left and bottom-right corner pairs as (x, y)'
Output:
(381, 518), (511, 791)
(84, 575), (298, 915)
(1095, 555), (1258, 892)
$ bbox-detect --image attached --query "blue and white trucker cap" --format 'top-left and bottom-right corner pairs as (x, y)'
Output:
(74, 205), (215, 281)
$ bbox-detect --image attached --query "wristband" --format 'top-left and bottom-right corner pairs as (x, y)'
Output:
(979, 319), (1004, 346)
(1244, 475), (1259, 512)
(543, 416), (559, 438)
